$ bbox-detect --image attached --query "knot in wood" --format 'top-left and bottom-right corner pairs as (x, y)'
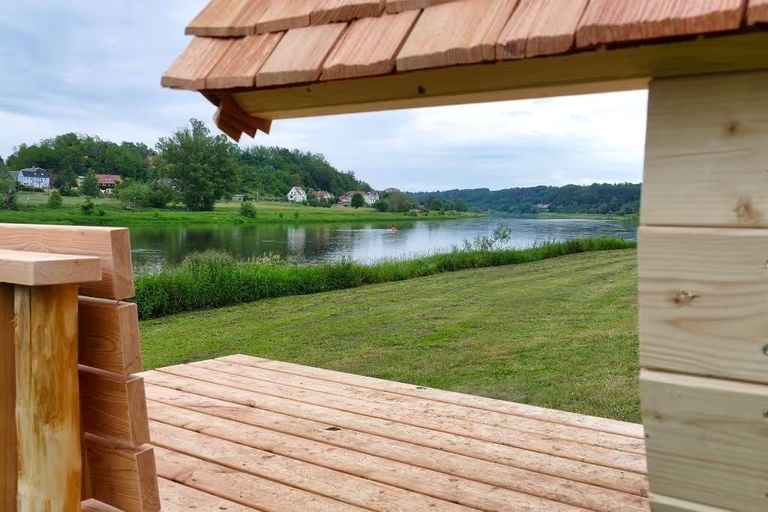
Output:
(672, 290), (699, 306)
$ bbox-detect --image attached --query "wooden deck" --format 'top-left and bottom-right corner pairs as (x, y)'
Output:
(141, 355), (650, 511)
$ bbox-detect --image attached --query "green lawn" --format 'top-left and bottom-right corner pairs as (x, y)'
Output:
(2, 192), (478, 226)
(141, 249), (640, 423)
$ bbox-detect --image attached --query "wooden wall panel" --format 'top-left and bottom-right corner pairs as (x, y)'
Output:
(749, 0), (768, 23)
(650, 494), (730, 512)
(642, 70), (768, 227)
(79, 297), (142, 375)
(0, 224), (135, 300)
(641, 370), (768, 510)
(0, 285), (14, 512)
(638, 226), (768, 384)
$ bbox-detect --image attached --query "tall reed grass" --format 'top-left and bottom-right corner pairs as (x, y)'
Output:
(134, 237), (634, 319)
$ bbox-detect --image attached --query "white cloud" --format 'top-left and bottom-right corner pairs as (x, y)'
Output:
(0, 0), (648, 191)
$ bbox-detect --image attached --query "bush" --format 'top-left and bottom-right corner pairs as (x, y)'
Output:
(81, 197), (95, 215)
(47, 191), (63, 209)
(133, 237), (634, 320)
(240, 201), (257, 218)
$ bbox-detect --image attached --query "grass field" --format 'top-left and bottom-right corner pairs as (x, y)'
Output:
(3, 192), (478, 226)
(141, 249), (640, 423)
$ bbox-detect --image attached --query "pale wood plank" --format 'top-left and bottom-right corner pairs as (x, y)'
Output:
(142, 370), (646, 475)
(0, 249), (101, 287)
(206, 33), (283, 89)
(641, 369), (768, 510)
(234, 33), (768, 120)
(79, 297), (142, 375)
(222, 354), (644, 438)
(15, 285), (81, 512)
(639, 227), (768, 383)
(145, 383), (648, 498)
(0, 285), (15, 512)
(81, 499), (121, 512)
(322, 11), (419, 81)
(154, 446), (365, 512)
(161, 37), (235, 90)
(396, 0), (518, 71)
(748, 0), (768, 24)
(312, 0), (386, 24)
(148, 398), (646, 511)
(79, 367), (150, 446)
(85, 436), (159, 512)
(0, 224), (134, 300)
(256, 0), (322, 34)
(185, 0), (271, 37)
(386, 0), (455, 13)
(256, 24), (347, 87)
(650, 494), (729, 512)
(497, 0), (588, 59)
(158, 478), (257, 512)
(642, 70), (768, 227)
(200, 359), (645, 454)
(576, 0), (745, 48)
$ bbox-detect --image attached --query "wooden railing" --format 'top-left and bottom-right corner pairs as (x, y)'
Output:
(0, 224), (159, 512)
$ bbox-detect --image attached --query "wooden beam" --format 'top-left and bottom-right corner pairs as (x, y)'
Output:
(233, 33), (768, 120)
(15, 285), (82, 512)
(0, 249), (101, 287)
(641, 370), (768, 510)
(0, 224), (135, 300)
(79, 366), (150, 446)
(642, 70), (768, 227)
(0, 285), (15, 512)
(79, 297), (142, 375)
(81, 499), (122, 512)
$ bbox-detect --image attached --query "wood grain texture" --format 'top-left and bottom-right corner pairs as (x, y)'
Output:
(185, 0), (270, 36)
(322, 10), (419, 80)
(650, 494), (729, 512)
(0, 249), (101, 287)
(256, 0), (321, 33)
(577, 0), (746, 47)
(79, 297), (142, 375)
(0, 224), (134, 300)
(158, 478), (254, 512)
(81, 499), (122, 512)
(15, 285), (81, 512)
(85, 436), (160, 512)
(396, 0), (518, 71)
(497, 0), (588, 59)
(161, 37), (235, 90)
(749, 0), (768, 23)
(642, 70), (768, 227)
(312, 0), (385, 24)
(79, 367), (150, 446)
(256, 24), (347, 87)
(641, 370), (768, 510)
(639, 226), (768, 384)
(206, 32), (283, 89)
(386, 0), (455, 13)
(0, 285), (14, 512)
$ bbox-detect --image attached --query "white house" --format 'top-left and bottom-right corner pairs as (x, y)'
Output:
(287, 186), (307, 202)
(364, 191), (380, 205)
(339, 190), (380, 206)
(17, 168), (51, 189)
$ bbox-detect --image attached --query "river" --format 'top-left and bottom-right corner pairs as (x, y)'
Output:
(129, 217), (637, 272)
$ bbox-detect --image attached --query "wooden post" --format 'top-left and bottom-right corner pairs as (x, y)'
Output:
(0, 249), (101, 512)
(640, 70), (768, 510)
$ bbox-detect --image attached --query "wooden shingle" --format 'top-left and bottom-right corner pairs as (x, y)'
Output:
(207, 33), (283, 89)
(257, 0), (322, 34)
(186, 0), (271, 37)
(312, 0), (386, 25)
(497, 0), (588, 59)
(257, 24), (348, 87)
(396, 0), (519, 71)
(322, 11), (419, 80)
(386, 0), (457, 13)
(748, 0), (768, 24)
(162, 37), (234, 90)
(577, 0), (745, 48)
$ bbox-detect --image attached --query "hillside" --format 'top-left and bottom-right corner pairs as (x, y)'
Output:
(410, 183), (641, 215)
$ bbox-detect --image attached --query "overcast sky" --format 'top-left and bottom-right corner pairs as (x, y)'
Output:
(0, 0), (648, 191)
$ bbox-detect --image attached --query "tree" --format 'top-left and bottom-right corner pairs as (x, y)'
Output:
(47, 191), (63, 209)
(240, 201), (257, 218)
(453, 198), (468, 212)
(425, 195), (444, 212)
(350, 192), (365, 209)
(81, 197), (95, 215)
(80, 171), (100, 197)
(0, 172), (17, 210)
(156, 119), (239, 211)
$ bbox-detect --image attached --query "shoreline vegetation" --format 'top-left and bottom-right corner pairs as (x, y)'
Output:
(134, 237), (634, 320)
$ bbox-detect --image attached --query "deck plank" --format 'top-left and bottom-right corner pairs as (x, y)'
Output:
(158, 478), (257, 511)
(156, 364), (645, 472)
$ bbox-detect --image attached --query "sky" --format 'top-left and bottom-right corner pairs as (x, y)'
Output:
(0, 0), (648, 192)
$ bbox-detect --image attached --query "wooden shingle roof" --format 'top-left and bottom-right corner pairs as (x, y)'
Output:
(163, 0), (768, 140)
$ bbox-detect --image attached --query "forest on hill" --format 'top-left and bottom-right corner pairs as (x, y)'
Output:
(410, 183), (641, 215)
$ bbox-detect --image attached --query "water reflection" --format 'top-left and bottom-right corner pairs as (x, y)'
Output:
(130, 217), (637, 272)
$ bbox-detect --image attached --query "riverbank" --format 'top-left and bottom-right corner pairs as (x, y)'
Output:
(134, 237), (634, 320)
(3, 192), (480, 226)
(141, 248), (639, 422)
(505, 212), (639, 222)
